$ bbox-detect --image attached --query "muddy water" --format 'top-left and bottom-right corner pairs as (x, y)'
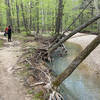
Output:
(51, 42), (100, 100)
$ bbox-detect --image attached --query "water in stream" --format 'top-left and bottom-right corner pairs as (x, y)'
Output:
(51, 42), (100, 100)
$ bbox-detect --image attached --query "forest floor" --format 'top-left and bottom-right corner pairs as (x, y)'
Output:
(0, 32), (100, 100)
(0, 33), (31, 100)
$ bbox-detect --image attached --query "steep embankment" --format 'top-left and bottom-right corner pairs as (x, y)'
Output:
(67, 33), (100, 74)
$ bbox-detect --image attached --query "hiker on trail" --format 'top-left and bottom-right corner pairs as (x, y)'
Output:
(8, 25), (12, 42)
(4, 27), (8, 36)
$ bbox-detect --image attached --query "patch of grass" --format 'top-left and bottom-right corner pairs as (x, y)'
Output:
(13, 33), (26, 41)
(20, 31), (28, 35)
(25, 63), (30, 68)
(33, 91), (44, 100)
(27, 89), (34, 94)
(18, 69), (29, 77)
(0, 39), (4, 48)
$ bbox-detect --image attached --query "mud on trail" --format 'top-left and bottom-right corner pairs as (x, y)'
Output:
(0, 37), (31, 100)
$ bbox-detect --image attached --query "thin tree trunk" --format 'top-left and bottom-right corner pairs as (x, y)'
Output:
(48, 14), (100, 54)
(36, 0), (39, 34)
(91, 6), (94, 29)
(8, 0), (12, 26)
(5, 0), (12, 26)
(5, 0), (8, 26)
(33, 18), (36, 31)
(16, 0), (20, 32)
(41, 0), (45, 32)
(20, 0), (28, 33)
(55, 0), (64, 34)
(52, 34), (100, 88)
(29, 1), (32, 30)
(49, 0), (94, 49)
(52, 10), (55, 32)
(94, 0), (100, 32)
(11, 0), (15, 32)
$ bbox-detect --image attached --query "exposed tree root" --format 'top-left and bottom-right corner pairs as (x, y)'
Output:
(49, 91), (64, 100)
(31, 34), (67, 63)
(24, 58), (64, 100)
(18, 35), (65, 99)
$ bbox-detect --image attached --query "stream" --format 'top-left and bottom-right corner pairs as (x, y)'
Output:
(50, 42), (100, 100)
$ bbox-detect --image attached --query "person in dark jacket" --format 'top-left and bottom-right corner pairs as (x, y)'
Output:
(8, 25), (12, 42)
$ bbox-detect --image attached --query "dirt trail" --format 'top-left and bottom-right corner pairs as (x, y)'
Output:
(0, 36), (30, 100)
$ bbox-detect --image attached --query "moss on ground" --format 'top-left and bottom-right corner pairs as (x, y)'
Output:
(0, 39), (4, 48)
(33, 91), (44, 100)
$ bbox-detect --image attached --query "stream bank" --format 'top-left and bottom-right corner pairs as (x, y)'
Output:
(50, 33), (100, 100)
(8, 33), (100, 100)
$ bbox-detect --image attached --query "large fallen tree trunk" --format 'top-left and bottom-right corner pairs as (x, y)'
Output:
(49, 0), (93, 48)
(52, 34), (100, 88)
(48, 14), (100, 54)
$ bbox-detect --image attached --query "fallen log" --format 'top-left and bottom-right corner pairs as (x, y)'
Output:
(48, 14), (100, 54)
(49, 0), (94, 49)
(52, 34), (100, 88)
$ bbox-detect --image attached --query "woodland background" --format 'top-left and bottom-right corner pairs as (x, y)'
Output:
(0, 0), (100, 34)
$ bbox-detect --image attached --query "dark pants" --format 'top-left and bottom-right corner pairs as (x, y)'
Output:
(8, 34), (11, 42)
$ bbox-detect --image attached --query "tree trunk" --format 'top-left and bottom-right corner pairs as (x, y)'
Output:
(29, 1), (32, 30)
(16, 0), (20, 33)
(94, 0), (100, 32)
(5, 0), (12, 26)
(55, 0), (64, 34)
(49, 0), (94, 49)
(36, 0), (39, 34)
(11, 0), (15, 32)
(91, 6), (94, 29)
(20, 0), (28, 33)
(52, 34), (100, 88)
(48, 14), (100, 54)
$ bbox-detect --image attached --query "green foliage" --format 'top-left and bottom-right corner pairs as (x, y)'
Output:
(33, 91), (44, 100)
(0, 0), (99, 34)
(27, 89), (34, 94)
(0, 39), (4, 47)
(20, 31), (28, 35)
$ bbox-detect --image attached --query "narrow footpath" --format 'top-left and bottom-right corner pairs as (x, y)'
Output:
(0, 34), (31, 100)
